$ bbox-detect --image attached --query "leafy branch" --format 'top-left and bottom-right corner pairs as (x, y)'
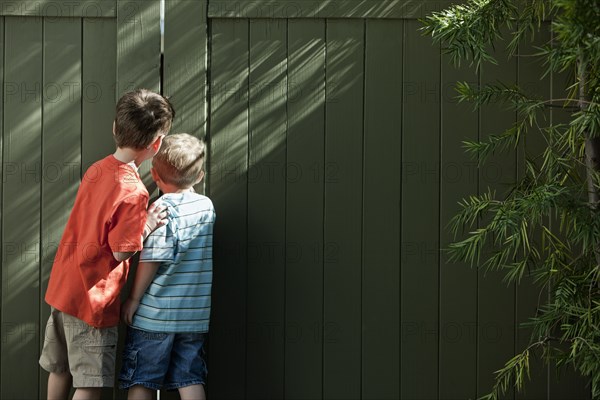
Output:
(424, 0), (600, 398)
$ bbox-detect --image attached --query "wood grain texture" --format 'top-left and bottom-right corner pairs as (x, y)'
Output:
(2, 16), (43, 400)
(478, 31), (517, 400)
(0, 1), (116, 17)
(164, 0), (207, 138)
(82, 18), (117, 173)
(117, 0), (160, 191)
(547, 26), (593, 400)
(362, 19), (402, 400)
(439, 35), (479, 400)
(514, 26), (551, 400)
(246, 18), (287, 400)
(285, 18), (325, 400)
(40, 17), (82, 399)
(208, 18), (249, 400)
(323, 18), (363, 400)
(0, 14), (4, 397)
(208, 0), (457, 19)
(402, 19), (441, 400)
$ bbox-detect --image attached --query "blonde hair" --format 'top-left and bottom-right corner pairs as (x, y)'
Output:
(152, 133), (205, 188)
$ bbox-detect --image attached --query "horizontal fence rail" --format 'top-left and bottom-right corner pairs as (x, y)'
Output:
(0, 0), (116, 17)
(207, 0), (457, 19)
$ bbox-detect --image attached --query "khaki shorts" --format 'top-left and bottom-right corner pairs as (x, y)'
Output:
(39, 308), (118, 388)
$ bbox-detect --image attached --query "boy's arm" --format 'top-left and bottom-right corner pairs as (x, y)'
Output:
(112, 201), (167, 262)
(121, 261), (161, 325)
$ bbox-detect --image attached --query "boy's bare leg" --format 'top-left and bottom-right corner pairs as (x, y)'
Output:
(47, 372), (72, 400)
(127, 385), (154, 400)
(72, 388), (102, 400)
(178, 384), (206, 400)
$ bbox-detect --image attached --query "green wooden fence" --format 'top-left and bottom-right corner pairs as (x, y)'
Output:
(0, 1), (591, 399)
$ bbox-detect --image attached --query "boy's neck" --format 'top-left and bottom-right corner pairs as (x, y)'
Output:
(113, 147), (149, 168)
(161, 184), (194, 194)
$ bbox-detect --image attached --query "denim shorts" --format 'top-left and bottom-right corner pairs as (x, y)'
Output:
(119, 326), (207, 391)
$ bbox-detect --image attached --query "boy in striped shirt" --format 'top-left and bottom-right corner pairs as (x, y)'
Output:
(119, 133), (215, 400)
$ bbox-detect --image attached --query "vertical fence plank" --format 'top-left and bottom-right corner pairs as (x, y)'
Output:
(515, 27), (551, 400)
(548, 30), (592, 400)
(115, 5), (160, 389)
(117, 0), (160, 190)
(0, 14), (3, 397)
(40, 17), (82, 400)
(323, 18), (363, 400)
(362, 19), (402, 400)
(1, 16), (42, 400)
(439, 43), (479, 400)
(401, 19), (440, 399)
(82, 17), (117, 172)
(116, 0), (160, 94)
(208, 18), (249, 400)
(477, 36), (517, 400)
(164, 0), (206, 138)
(246, 18), (287, 400)
(286, 18), (325, 400)
(82, 17), (118, 400)
(162, 7), (208, 397)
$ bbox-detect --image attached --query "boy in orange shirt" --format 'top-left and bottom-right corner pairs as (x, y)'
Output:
(39, 89), (175, 400)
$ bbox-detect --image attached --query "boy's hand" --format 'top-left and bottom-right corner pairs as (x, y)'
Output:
(121, 297), (141, 326)
(144, 202), (168, 239)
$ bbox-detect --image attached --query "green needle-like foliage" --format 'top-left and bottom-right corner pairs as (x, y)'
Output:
(423, 0), (600, 398)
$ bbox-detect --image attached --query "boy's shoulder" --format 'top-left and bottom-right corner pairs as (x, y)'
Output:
(83, 155), (148, 196)
(154, 193), (215, 236)
(157, 192), (215, 220)
(159, 192), (213, 208)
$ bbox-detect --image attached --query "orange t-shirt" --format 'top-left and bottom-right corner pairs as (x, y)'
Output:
(45, 155), (149, 328)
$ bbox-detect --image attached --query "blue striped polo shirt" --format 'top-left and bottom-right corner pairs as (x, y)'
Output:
(131, 192), (215, 333)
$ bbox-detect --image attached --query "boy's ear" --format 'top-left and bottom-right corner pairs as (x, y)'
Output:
(112, 120), (116, 135)
(196, 170), (205, 184)
(149, 134), (165, 152)
(150, 167), (160, 183)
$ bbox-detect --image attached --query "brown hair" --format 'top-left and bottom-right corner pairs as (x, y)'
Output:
(114, 89), (175, 149)
(152, 133), (206, 188)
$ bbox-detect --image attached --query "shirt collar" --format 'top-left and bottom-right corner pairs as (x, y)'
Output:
(127, 161), (139, 171)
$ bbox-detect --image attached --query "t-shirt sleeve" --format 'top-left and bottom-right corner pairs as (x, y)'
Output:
(107, 195), (148, 253)
(140, 221), (175, 262)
